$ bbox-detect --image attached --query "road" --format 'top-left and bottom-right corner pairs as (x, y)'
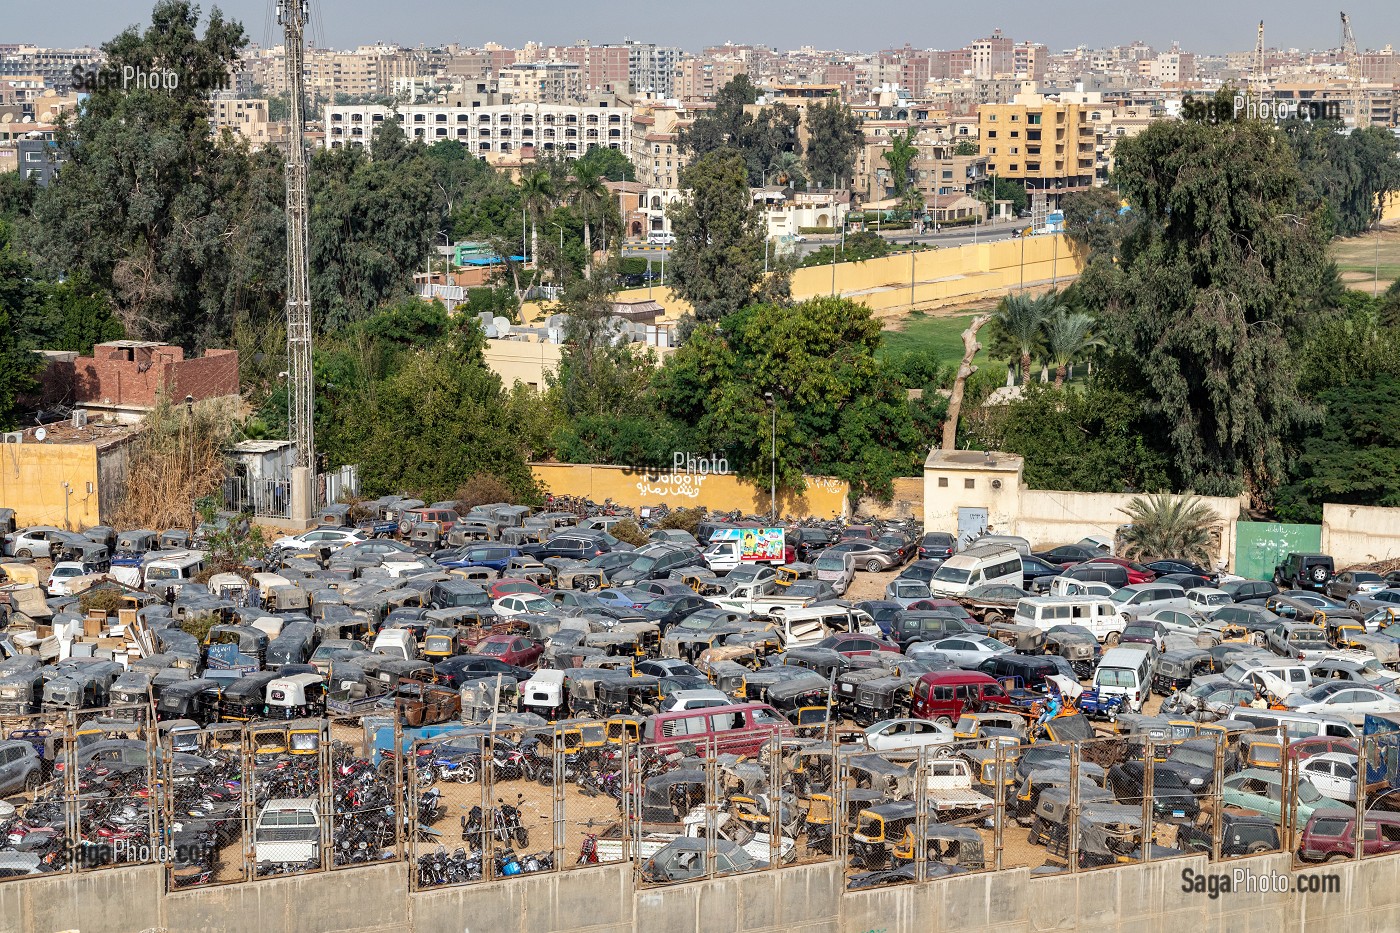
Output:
(620, 220), (1026, 264)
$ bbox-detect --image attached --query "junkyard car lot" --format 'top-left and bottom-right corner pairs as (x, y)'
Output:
(2, 502), (1400, 897)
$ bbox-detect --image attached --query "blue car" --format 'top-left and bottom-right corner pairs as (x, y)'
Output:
(438, 544), (520, 572)
(593, 587), (651, 609)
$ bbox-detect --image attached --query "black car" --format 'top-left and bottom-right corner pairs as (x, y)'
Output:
(434, 655), (531, 688)
(1157, 573), (1211, 591)
(1158, 738), (1219, 795)
(896, 560), (946, 585)
(1018, 555), (1063, 590)
(1273, 552), (1335, 592)
(917, 532), (956, 561)
(518, 532), (614, 562)
(854, 600), (904, 637)
(889, 611), (980, 651)
(1178, 811), (1279, 857)
(1219, 579), (1278, 602)
(976, 654), (1062, 693)
(790, 527), (838, 562)
(639, 593), (713, 630)
(1146, 559), (1219, 586)
(608, 545), (703, 586)
(1107, 761), (1201, 821)
(1033, 543), (1104, 565)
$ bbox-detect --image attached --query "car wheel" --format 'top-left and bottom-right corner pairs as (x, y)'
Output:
(1246, 841), (1272, 854)
(1325, 852), (1348, 863)
(1104, 632), (1120, 647)
(865, 560), (882, 573)
(934, 716), (953, 728)
(16, 549), (30, 560)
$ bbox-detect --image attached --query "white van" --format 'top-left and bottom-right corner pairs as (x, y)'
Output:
(1092, 646), (1154, 712)
(143, 552), (206, 594)
(370, 629), (419, 661)
(927, 545), (1023, 597)
(1048, 578), (1116, 599)
(1226, 706), (1360, 739)
(1222, 657), (1312, 699)
(1013, 596), (1125, 643)
(771, 605), (870, 647)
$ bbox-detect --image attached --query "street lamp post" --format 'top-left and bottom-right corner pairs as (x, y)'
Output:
(551, 222), (565, 288)
(765, 392), (776, 522)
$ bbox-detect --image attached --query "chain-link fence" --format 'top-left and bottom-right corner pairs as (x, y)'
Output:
(162, 721), (247, 888)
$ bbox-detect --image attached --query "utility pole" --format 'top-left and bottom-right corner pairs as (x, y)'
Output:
(279, 0), (316, 518)
(765, 392), (776, 522)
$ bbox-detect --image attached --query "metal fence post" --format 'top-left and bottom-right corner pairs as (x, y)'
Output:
(768, 739), (781, 872)
(914, 748), (929, 883)
(552, 729), (567, 872)
(1142, 738), (1155, 864)
(1355, 735), (1369, 863)
(1280, 726), (1295, 854)
(705, 737), (719, 879)
(241, 726), (255, 882)
(1068, 744), (1080, 873)
(993, 741), (1006, 872)
(393, 717), (405, 865)
(318, 720), (334, 873)
(1211, 732), (1225, 863)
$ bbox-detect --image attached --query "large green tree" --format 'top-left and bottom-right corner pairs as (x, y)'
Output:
(1283, 121), (1400, 238)
(804, 97), (862, 188)
(654, 296), (923, 502)
(666, 150), (769, 323)
(881, 128), (918, 199)
(680, 76), (802, 187)
(1082, 119), (1338, 499)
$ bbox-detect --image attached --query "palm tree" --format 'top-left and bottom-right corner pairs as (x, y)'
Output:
(1042, 309), (1104, 388)
(768, 151), (806, 188)
(881, 128), (918, 199)
(994, 290), (1060, 385)
(519, 170), (555, 274)
(1117, 493), (1222, 566)
(569, 162), (608, 277)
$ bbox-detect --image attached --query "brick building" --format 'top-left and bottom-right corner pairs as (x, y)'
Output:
(40, 341), (239, 420)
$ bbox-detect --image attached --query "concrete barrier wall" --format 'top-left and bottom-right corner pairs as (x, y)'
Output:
(530, 462), (851, 519)
(1323, 503), (1400, 568)
(0, 441), (101, 529)
(9, 849), (1400, 932)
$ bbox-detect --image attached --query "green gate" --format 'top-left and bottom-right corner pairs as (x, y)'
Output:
(1234, 521), (1322, 581)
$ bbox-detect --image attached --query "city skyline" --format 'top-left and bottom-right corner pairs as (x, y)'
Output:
(7, 0), (1400, 57)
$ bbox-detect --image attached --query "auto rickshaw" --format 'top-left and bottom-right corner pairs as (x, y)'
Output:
(1325, 617), (1400, 665)
(851, 801), (921, 871)
(216, 671), (281, 721)
(606, 714), (641, 747)
(0, 669), (48, 715)
(781, 646), (849, 682)
(599, 673), (661, 717)
(954, 711), (1030, 743)
(852, 674), (916, 728)
(640, 768), (708, 824)
(961, 745), (1020, 799)
(421, 626), (459, 662)
(746, 667), (827, 708)
(445, 521), (496, 546)
(1151, 648), (1217, 695)
(408, 523), (442, 555)
(584, 629), (643, 658)
(774, 563), (816, 587)
(580, 655), (636, 674)
(701, 659), (749, 699)
(834, 668), (888, 721)
(251, 723), (290, 758)
(1114, 713), (1175, 761)
(159, 529), (191, 551)
(446, 566), (495, 585)
(112, 530), (157, 566)
(721, 631), (782, 664)
(265, 672), (327, 719)
(288, 719), (323, 755)
(1238, 732), (1282, 770)
(1042, 626), (1100, 679)
(766, 679), (830, 733)
(549, 718), (609, 769)
(547, 560), (606, 592)
(683, 572), (726, 597)
(988, 621), (1047, 654)
(1019, 769), (1112, 829)
(109, 670), (155, 709)
(663, 629), (732, 664)
(459, 675), (519, 724)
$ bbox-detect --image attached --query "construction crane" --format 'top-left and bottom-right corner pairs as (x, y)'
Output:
(1251, 21), (1266, 97)
(1341, 11), (1364, 129)
(278, 0), (316, 482)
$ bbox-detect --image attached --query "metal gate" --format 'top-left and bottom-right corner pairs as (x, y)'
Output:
(958, 507), (988, 550)
(1234, 521), (1322, 581)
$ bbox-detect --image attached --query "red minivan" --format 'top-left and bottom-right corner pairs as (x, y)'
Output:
(643, 702), (792, 756)
(910, 672), (1008, 726)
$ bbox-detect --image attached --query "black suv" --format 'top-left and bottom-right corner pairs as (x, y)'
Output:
(1272, 552), (1334, 592)
(519, 533), (612, 562)
(1178, 811), (1278, 857)
(889, 611), (981, 651)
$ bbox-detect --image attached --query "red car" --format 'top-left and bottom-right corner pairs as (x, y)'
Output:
(1286, 736), (1358, 764)
(813, 633), (901, 657)
(474, 634), (545, 668)
(1082, 557), (1156, 584)
(905, 599), (974, 622)
(489, 578), (544, 599)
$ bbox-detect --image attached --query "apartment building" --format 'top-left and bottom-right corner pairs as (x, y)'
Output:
(1150, 45), (1197, 84)
(208, 97), (274, 146)
(972, 30), (1015, 80)
(0, 45), (102, 89)
(251, 45), (423, 99)
(674, 56), (750, 100)
(854, 124), (986, 208)
(499, 61), (585, 103)
(631, 103), (694, 190)
(544, 44), (631, 94)
(978, 91), (1096, 207)
(625, 42), (682, 97)
(324, 100), (632, 158)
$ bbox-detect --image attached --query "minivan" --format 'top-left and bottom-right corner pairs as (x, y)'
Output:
(928, 545), (1023, 597)
(1092, 646), (1154, 712)
(910, 671), (1008, 726)
(1227, 706), (1359, 740)
(1013, 596), (1124, 644)
(642, 702), (791, 756)
(1222, 657), (1313, 699)
(1300, 810), (1400, 861)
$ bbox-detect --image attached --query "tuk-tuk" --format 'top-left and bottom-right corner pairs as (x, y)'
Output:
(1114, 713), (1175, 761)
(421, 627), (460, 661)
(113, 530), (157, 565)
(561, 669), (613, 718)
(774, 563), (816, 587)
(203, 624), (268, 667)
(208, 573), (250, 603)
(682, 572), (726, 597)
(408, 523), (442, 555)
(460, 676), (518, 724)
(548, 560), (606, 592)
(954, 711), (1029, 743)
(961, 746), (1020, 798)
(1041, 626), (1100, 679)
(852, 675), (916, 728)
(251, 723), (289, 757)
(550, 718), (609, 767)
(319, 503), (352, 528)
(988, 621), (1047, 654)
(154, 675), (221, 728)
(584, 629), (644, 659)
(702, 659), (749, 699)
(640, 768), (708, 824)
(159, 529), (191, 551)
(265, 672), (327, 719)
(781, 646), (849, 681)
(109, 670), (155, 708)
(606, 714), (641, 747)
(393, 680), (460, 727)
(1238, 732), (1282, 770)
(1325, 617), (1400, 665)
(445, 521), (496, 546)
(854, 800), (987, 871)
(0, 669), (47, 715)
(266, 629), (316, 670)
(746, 666), (826, 707)
(288, 718), (323, 755)
(217, 671), (281, 721)
(835, 668), (888, 720)
(538, 644), (605, 671)
(0, 563), (41, 587)
(599, 674), (661, 717)
(500, 527), (550, 549)
(1151, 648), (1216, 695)
(266, 583), (310, 613)
(1017, 768), (1111, 827)
(614, 621), (661, 658)
(158, 718), (203, 755)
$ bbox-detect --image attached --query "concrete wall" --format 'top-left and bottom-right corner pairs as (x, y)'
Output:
(483, 339), (566, 389)
(531, 462), (851, 519)
(1323, 503), (1400, 568)
(7, 849), (1400, 933)
(857, 476), (924, 520)
(0, 440), (101, 530)
(1018, 488), (1241, 569)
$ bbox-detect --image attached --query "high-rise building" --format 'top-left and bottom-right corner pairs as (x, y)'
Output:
(625, 41), (682, 97)
(972, 30), (1015, 80)
(978, 90), (1096, 207)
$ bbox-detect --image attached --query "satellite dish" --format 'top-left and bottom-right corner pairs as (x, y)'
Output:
(483, 324), (498, 338)
(493, 317), (511, 337)
(33, 428), (46, 441)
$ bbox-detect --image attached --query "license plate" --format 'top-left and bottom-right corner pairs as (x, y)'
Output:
(1172, 810), (1185, 818)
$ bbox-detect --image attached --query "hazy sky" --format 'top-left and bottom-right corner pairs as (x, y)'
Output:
(10, 0), (1399, 56)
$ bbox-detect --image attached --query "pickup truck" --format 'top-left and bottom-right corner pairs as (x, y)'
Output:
(594, 807), (795, 864)
(712, 579), (827, 616)
(923, 757), (995, 815)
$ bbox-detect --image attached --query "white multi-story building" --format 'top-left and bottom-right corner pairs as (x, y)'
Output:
(324, 101), (633, 157)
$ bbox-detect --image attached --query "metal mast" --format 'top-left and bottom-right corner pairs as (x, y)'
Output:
(1341, 12), (1363, 129)
(280, 0), (315, 475)
(1251, 21), (1266, 97)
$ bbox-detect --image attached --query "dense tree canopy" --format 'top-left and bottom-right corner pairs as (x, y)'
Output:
(666, 150), (770, 323)
(804, 98), (863, 188)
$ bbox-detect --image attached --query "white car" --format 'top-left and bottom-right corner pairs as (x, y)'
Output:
(884, 578), (933, 608)
(273, 528), (366, 552)
(45, 561), (89, 596)
(926, 635), (1010, 669)
(492, 594), (554, 618)
(1283, 682), (1400, 721)
(3, 528), (64, 559)
(1185, 588), (1232, 616)
(862, 718), (956, 753)
(1298, 752), (1362, 803)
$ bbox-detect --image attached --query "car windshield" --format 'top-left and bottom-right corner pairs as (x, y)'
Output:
(814, 557), (846, 571)
(645, 598), (679, 612)
(478, 641), (511, 656)
(931, 566), (972, 585)
(628, 556), (657, 573)
(1355, 573), (1383, 584)
(1170, 746), (1214, 769)
(788, 583), (821, 597)
(1096, 669), (1136, 687)
(1291, 631), (1326, 646)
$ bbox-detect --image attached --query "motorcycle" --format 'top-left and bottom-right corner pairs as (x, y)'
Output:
(461, 793), (529, 849)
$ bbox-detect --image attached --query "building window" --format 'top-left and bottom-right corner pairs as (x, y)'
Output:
(938, 477), (948, 488)
(964, 478), (975, 489)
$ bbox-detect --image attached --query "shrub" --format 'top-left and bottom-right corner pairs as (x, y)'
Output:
(657, 507), (705, 535)
(610, 518), (650, 547)
(78, 590), (125, 617)
(453, 474), (517, 512)
(179, 612), (219, 642)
